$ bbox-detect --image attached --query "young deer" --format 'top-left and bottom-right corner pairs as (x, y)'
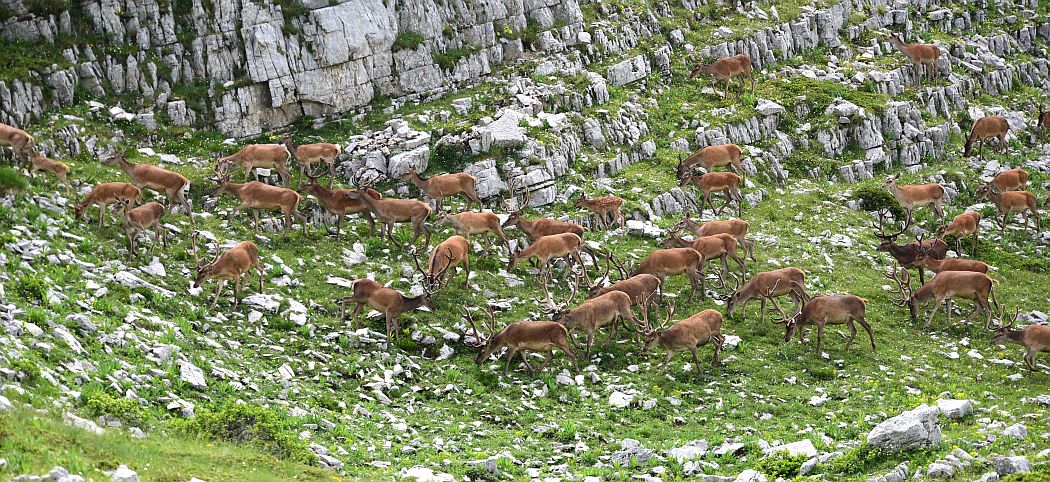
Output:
(679, 171), (743, 216)
(882, 174), (944, 226)
(193, 240), (265, 309)
(690, 54), (754, 99)
(887, 34), (940, 86)
(991, 307), (1049, 371)
(976, 184), (1041, 234)
(886, 264), (998, 329)
(587, 254), (663, 327)
(963, 115), (1009, 159)
(415, 236), (469, 289)
(772, 290), (874, 353)
(339, 278), (432, 341)
(631, 248), (705, 301)
(103, 153), (190, 214)
(639, 300), (725, 373)
(676, 144), (744, 179)
(27, 150), (71, 193)
(551, 288), (641, 359)
(464, 306), (578, 374)
(1037, 105), (1050, 131)
(573, 194), (625, 230)
(297, 177), (381, 240)
(0, 122), (35, 163)
(347, 176), (432, 246)
(210, 178), (308, 236)
(399, 167), (481, 211)
(674, 215), (755, 261)
(727, 268), (808, 324)
(75, 182), (142, 229)
(279, 133), (340, 186)
(990, 168), (1029, 192)
(216, 143), (292, 185)
(116, 200), (165, 258)
(659, 230), (746, 291)
(912, 248), (989, 274)
(434, 211), (509, 251)
(938, 211), (981, 256)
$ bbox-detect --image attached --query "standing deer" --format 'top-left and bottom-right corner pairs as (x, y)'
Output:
(991, 307), (1050, 371)
(976, 183), (1041, 234)
(102, 153), (191, 214)
(674, 215), (755, 261)
(502, 186), (586, 240)
(216, 143), (292, 185)
(639, 300), (725, 373)
(347, 175), (432, 246)
(27, 150), (71, 193)
(937, 211), (981, 256)
(887, 34), (941, 86)
(279, 133), (340, 186)
(676, 145), (745, 179)
(631, 248), (705, 301)
(690, 54), (755, 99)
(911, 248), (989, 274)
(116, 200), (165, 258)
(507, 232), (592, 302)
(0, 122), (35, 164)
(551, 287), (642, 359)
(464, 306), (578, 374)
(75, 182), (142, 229)
(885, 264), (998, 329)
(659, 230), (746, 291)
(871, 210), (948, 284)
(727, 268), (808, 324)
(339, 278), (432, 341)
(990, 168), (1028, 192)
(399, 167), (481, 211)
(1036, 105), (1050, 131)
(210, 177), (309, 236)
(193, 240), (265, 309)
(771, 289), (874, 353)
(679, 171), (743, 216)
(415, 236), (469, 289)
(573, 193), (625, 230)
(963, 115), (1009, 159)
(587, 254), (663, 327)
(434, 211), (509, 251)
(296, 177), (381, 240)
(883, 174), (944, 226)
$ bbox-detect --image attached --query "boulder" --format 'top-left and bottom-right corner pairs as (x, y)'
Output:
(991, 456), (1030, 475)
(479, 111), (527, 152)
(936, 399), (973, 419)
(866, 404), (941, 452)
(606, 55), (650, 86)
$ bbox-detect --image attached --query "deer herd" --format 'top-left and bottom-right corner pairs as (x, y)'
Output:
(1, 35), (1048, 375)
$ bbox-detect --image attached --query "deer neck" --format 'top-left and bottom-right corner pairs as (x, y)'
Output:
(284, 139), (298, 157)
(402, 294), (426, 311)
(406, 171), (426, 189)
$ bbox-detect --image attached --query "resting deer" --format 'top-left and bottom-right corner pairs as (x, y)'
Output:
(976, 183), (1041, 234)
(639, 299), (724, 373)
(0, 122), (35, 164)
(75, 182), (142, 229)
(193, 240), (265, 309)
(963, 115), (1009, 159)
(279, 133), (340, 186)
(210, 177), (308, 236)
(297, 176), (380, 240)
(216, 143), (292, 185)
(631, 248), (705, 301)
(679, 171), (743, 216)
(990, 168), (1028, 192)
(886, 263), (998, 329)
(573, 193), (625, 230)
(339, 278), (432, 341)
(690, 54), (754, 99)
(464, 306), (578, 374)
(347, 175), (432, 246)
(883, 174), (944, 226)
(659, 230), (746, 291)
(116, 200), (165, 258)
(991, 307), (1049, 371)
(676, 145), (744, 179)
(937, 211), (980, 256)
(399, 167), (481, 211)
(434, 211), (509, 251)
(27, 150), (71, 193)
(551, 285), (641, 359)
(502, 185), (586, 240)
(770, 286), (874, 353)
(103, 153), (190, 214)
(912, 248), (989, 274)
(871, 210), (948, 284)
(587, 254), (663, 327)
(414, 236), (468, 289)
(887, 34), (941, 86)
(727, 268), (808, 324)
(675, 215), (755, 261)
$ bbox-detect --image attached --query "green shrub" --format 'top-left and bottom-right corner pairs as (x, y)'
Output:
(756, 451), (808, 479)
(822, 443), (888, 475)
(0, 167), (28, 192)
(82, 391), (144, 426)
(170, 402), (314, 463)
(24, 0), (69, 16)
(12, 275), (48, 303)
(430, 142), (477, 173)
(11, 358), (41, 386)
(854, 184), (904, 218)
(393, 31), (425, 51)
(433, 46), (479, 71)
(1003, 465), (1050, 481)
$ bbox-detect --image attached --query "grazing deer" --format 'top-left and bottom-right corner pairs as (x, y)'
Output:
(0, 122), (35, 164)
(882, 174), (944, 226)
(297, 176), (381, 240)
(676, 145), (744, 179)
(502, 186), (586, 240)
(348, 176), (432, 246)
(631, 248), (705, 301)
(339, 278), (432, 341)
(639, 300), (724, 373)
(216, 143), (292, 185)
(507, 232), (592, 301)
(976, 184), (1041, 234)
(1037, 105), (1050, 131)
(911, 249), (989, 274)
(771, 289), (874, 353)
(886, 264), (998, 329)
(434, 211), (509, 251)
(279, 133), (340, 186)
(102, 153), (190, 214)
(679, 171), (743, 216)
(659, 230), (746, 291)
(690, 54), (754, 99)
(551, 288), (641, 359)
(415, 236), (469, 289)
(75, 182), (142, 229)
(674, 215), (755, 261)
(116, 200), (165, 258)
(27, 150), (71, 193)
(587, 254), (663, 327)
(963, 115), (1009, 159)
(871, 210), (948, 284)
(991, 307), (1049, 371)
(399, 167), (481, 211)
(210, 177), (308, 236)
(887, 34), (941, 86)
(573, 193), (625, 230)
(193, 240), (264, 309)
(990, 168), (1028, 192)
(464, 306), (578, 374)
(727, 268), (808, 324)
(937, 211), (980, 256)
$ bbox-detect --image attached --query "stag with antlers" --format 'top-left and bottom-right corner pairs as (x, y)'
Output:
(587, 253), (663, 327)
(638, 298), (725, 374)
(768, 286), (874, 353)
(551, 284), (642, 359)
(991, 306), (1049, 371)
(502, 183), (587, 240)
(871, 209), (947, 285)
(209, 175), (309, 236)
(193, 239), (265, 309)
(727, 268), (808, 324)
(674, 215), (755, 261)
(413, 236), (468, 290)
(339, 278), (433, 341)
(659, 229), (746, 293)
(296, 176), (381, 240)
(885, 263), (999, 329)
(463, 306), (578, 374)
(347, 174), (432, 246)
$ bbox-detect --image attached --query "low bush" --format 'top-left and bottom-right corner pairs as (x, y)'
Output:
(0, 167), (28, 193)
(755, 451), (808, 479)
(82, 391), (145, 426)
(393, 31), (425, 51)
(170, 402), (314, 463)
(854, 184), (904, 218)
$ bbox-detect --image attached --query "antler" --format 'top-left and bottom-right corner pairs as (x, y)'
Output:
(609, 254), (633, 279)
(460, 306), (490, 347)
(638, 292), (675, 334)
(992, 304), (1020, 332)
(870, 208), (908, 239)
(883, 262), (913, 307)
(762, 280), (791, 324)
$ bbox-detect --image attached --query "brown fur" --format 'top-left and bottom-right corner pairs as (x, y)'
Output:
(727, 268), (808, 324)
(690, 54), (755, 98)
(297, 178), (380, 239)
(103, 154), (190, 214)
(937, 211), (981, 256)
(0, 122), (35, 162)
(434, 211), (509, 250)
(677, 144), (744, 178)
(280, 133), (341, 185)
(990, 168), (1029, 192)
(340, 278), (430, 341)
(474, 320), (578, 374)
(345, 189), (432, 245)
(643, 308), (724, 373)
(888, 35), (941, 85)
(783, 295), (873, 352)
(400, 168), (481, 211)
(977, 184), (1041, 234)
(217, 144), (292, 185)
(118, 201), (165, 258)
(883, 175), (945, 226)
(963, 115), (1009, 158)
(906, 271), (997, 329)
(993, 325), (1050, 371)
(574, 194), (625, 229)
(632, 248), (705, 301)
(27, 150), (71, 192)
(75, 182), (142, 229)
(193, 241), (264, 309)
(679, 171), (744, 216)
(210, 180), (308, 236)
(675, 216), (754, 261)
(553, 290), (640, 358)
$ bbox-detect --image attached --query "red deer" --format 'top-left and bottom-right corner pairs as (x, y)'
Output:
(348, 175), (432, 246)
(297, 176), (381, 240)
(210, 177), (308, 236)
(502, 186), (586, 240)
(963, 115), (1009, 159)
(887, 34), (941, 85)
(102, 153), (190, 214)
(937, 211), (980, 256)
(414, 236), (469, 289)
(27, 150), (71, 193)
(573, 194), (625, 230)
(679, 171), (743, 216)
(727, 268), (808, 324)
(463, 306), (578, 374)
(659, 230), (746, 292)
(990, 168), (1028, 192)
(674, 215), (755, 261)
(399, 167), (481, 211)
(193, 240), (264, 309)
(587, 254), (663, 327)
(883, 174), (944, 226)
(639, 300), (725, 373)
(551, 287), (641, 359)
(871, 211), (948, 284)
(690, 54), (755, 99)
(772, 290), (874, 353)
(0, 122), (35, 163)
(75, 182), (142, 229)
(886, 264), (998, 329)
(911, 249), (989, 274)
(976, 184), (1041, 234)
(434, 211), (509, 251)
(991, 307), (1050, 371)
(280, 133), (340, 186)
(217, 143), (292, 185)
(676, 144), (744, 179)
(632, 248), (705, 301)
(339, 278), (432, 341)
(116, 200), (165, 258)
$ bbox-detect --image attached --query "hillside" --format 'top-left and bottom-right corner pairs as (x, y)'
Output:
(1, 0), (1049, 481)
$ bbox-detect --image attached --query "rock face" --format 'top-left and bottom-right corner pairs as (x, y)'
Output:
(866, 404), (941, 452)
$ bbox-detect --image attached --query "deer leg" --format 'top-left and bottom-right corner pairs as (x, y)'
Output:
(503, 348), (517, 374)
(363, 211), (376, 236)
(924, 297), (943, 328)
(384, 312), (395, 341)
(816, 323), (827, 353)
(210, 279), (226, 309)
(945, 299), (953, 326)
(97, 204), (106, 229)
(559, 341), (579, 372)
(585, 331), (595, 359)
(252, 209), (261, 232)
(712, 335), (724, 367)
(759, 297), (767, 324)
(845, 320), (857, 350)
(463, 256), (471, 287)
(351, 303), (365, 330)
(687, 268), (699, 301)
(519, 351), (537, 374)
(724, 77), (731, 99)
(1001, 213), (1008, 234)
(661, 351), (674, 372)
(1024, 348), (1037, 371)
(537, 351), (554, 372)
(858, 316), (875, 352)
(606, 318), (619, 345)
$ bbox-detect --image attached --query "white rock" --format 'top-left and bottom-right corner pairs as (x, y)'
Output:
(1003, 423), (1027, 439)
(866, 404), (941, 451)
(733, 469), (766, 482)
(0, 395), (13, 412)
(936, 399), (973, 419)
(609, 391), (634, 408)
(763, 439), (817, 457)
(991, 456), (1030, 475)
(110, 465), (139, 482)
(399, 466), (456, 481)
(756, 99), (785, 116)
(179, 361), (207, 388)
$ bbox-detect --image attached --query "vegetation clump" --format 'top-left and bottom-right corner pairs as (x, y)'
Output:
(171, 402), (315, 463)
(394, 31), (425, 51)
